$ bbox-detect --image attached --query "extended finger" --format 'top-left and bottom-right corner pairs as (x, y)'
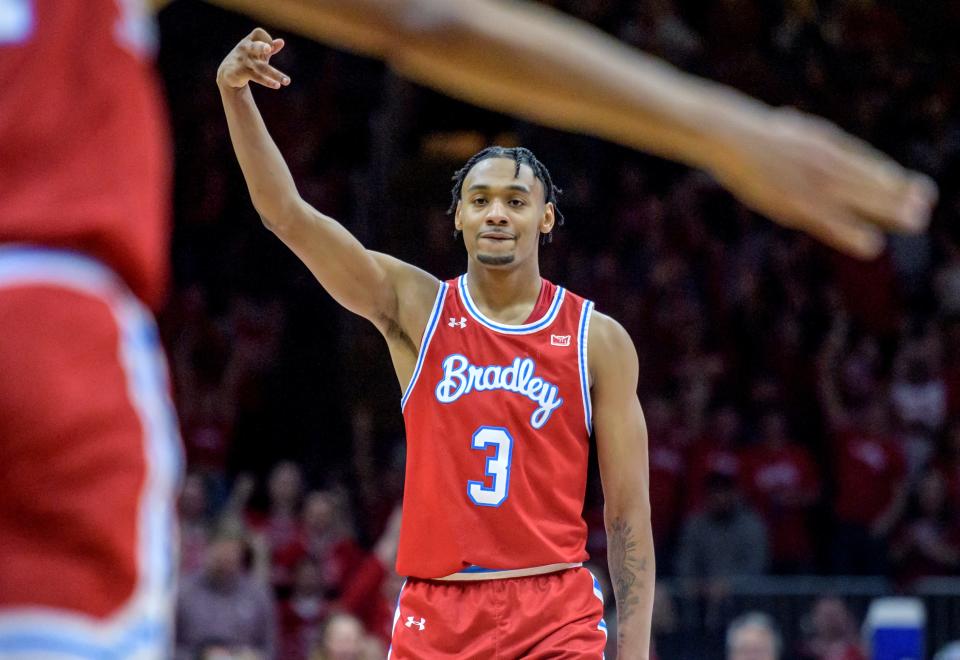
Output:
(252, 60), (290, 87)
(793, 201), (886, 259)
(818, 127), (937, 233)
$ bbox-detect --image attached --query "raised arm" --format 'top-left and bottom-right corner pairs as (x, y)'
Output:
(589, 312), (655, 660)
(216, 29), (439, 373)
(208, 0), (936, 259)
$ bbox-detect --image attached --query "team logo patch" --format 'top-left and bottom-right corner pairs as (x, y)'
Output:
(550, 334), (571, 346)
(405, 616), (426, 631)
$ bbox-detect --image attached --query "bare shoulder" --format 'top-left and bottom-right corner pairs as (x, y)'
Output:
(369, 251), (442, 351)
(587, 310), (639, 389)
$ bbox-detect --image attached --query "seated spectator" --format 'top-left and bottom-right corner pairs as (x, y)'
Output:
(741, 410), (820, 573)
(274, 491), (365, 599)
(247, 461), (306, 553)
(180, 472), (214, 577)
(335, 506), (404, 645)
(279, 558), (328, 660)
(310, 613), (385, 660)
(934, 419), (960, 525)
(686, 404), (744, 512)
(645, 397), (688, 557)
(176, 529), (276, 660)
(798, 596), (866, 660)
(676, 472), (768, 582)
(727, 612), (782, 660)
(890, 469), (960, 587)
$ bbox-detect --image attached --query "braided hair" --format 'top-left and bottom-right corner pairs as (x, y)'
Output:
(447, 146), (564, 245)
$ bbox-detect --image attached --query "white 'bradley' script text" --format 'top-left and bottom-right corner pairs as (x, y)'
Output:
(434, 355), (563, 429)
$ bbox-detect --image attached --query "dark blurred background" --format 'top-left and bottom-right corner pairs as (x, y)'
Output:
(158, 1), (960, 658)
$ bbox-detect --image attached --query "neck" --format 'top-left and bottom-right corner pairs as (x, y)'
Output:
(465, 259), (542, 320)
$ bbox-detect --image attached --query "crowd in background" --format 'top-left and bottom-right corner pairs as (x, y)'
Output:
(156, 0), (960, 657)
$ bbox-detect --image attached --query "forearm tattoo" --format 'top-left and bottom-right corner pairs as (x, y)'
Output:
(608, 517), (647, 634)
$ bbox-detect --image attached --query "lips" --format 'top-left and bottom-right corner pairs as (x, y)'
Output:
(479, 232), (515, 241)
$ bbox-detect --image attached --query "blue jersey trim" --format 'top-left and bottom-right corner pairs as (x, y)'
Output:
(458, 274), (565, 335)
(401, 282), (448, 411)
(578, 300), (594, 434)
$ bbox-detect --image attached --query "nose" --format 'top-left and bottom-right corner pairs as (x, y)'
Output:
(485, 199), (509, 225)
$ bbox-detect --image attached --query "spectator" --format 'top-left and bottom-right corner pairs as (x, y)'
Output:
(180, 472), (214, 577)
(687, 404), (744, 512)
(176, 529), (276, 660)
(675, 472), (768, 608)
(741, 410), (820, 573)
(274, 491), (365, 599)
(727, 611), (782, 660)
(278, 558), (328, 660)
(819, 316), (908, 574)
(311, 613), (384, 660)
(799, 597), (866, 660)
(248, 461), (306, 552)
(890, 469), (960, 587)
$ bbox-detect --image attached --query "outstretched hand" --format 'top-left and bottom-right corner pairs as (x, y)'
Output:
(711, 106), (937, 259)
(217, 28), (290, 90)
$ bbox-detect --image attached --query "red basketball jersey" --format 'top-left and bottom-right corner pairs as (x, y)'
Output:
(0, 0), (170, 307)
(398, 274), (595, 578)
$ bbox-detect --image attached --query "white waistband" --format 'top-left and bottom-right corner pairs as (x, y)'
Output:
(434, 562), (582, 582)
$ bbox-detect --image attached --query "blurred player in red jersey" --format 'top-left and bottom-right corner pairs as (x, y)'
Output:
(0, 1), (182, 658)
(219, 29), (654, 658)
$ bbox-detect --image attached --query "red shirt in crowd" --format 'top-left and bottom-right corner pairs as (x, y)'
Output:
(833, 428), (906, 526)
(686, 439), (741, 511)
(742, 444), (820, 565)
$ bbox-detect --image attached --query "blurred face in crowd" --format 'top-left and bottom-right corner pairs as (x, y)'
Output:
(322, 613), (364, 660)
(268, 461), (303, 510)
(455, 158), (554, 269)
(728, 624), (778, 660)
(179, 473), (206, 520)
(706, 475), (739, 519)
(293, 558), (322, 596)
(206, 537), (245, 583)
(918, 471), (947, 518)
(303, 491), (336, 533)
(811, 597), (854, 641)
(759, 412), (788, 449)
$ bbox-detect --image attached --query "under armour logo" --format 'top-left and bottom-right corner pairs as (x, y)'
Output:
(448, 317), (467, 328)
(550, 334), (571, 347)
(405, 616), (426, 631)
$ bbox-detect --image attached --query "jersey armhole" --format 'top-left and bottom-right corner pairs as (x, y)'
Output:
(400, 282), (448, 411)
(578, 300), (595, 435)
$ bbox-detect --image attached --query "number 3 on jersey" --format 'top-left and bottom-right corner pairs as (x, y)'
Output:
(467, 426), (514, 507)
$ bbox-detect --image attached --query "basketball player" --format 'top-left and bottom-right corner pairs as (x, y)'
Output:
(211, 0), (937, 259)
(219, 29), (653, 658)
(0, 1), (181, 658)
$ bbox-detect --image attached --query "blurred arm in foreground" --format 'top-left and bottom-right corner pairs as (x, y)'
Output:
(204, 0), (936, 258)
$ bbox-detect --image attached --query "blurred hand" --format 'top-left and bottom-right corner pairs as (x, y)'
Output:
(217, 28), (290, 90)
(710, 106), (937, 259)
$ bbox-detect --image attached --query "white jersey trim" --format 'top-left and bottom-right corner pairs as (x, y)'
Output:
(458, 274), (566, 335)
(400, 282), (448, 411)
(0, 246), (182, 660)
(434, 562), (582, 581)
(578, 300), (595, 435)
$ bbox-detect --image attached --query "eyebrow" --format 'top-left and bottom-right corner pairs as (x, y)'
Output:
(466, 183), (531, 194)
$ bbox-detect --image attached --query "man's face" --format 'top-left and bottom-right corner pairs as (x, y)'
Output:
(455, 158), (554, 269)
(729, 625), (777, 660)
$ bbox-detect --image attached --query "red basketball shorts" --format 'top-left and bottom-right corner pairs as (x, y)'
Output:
(388, 567), (608, 659)
(0, 247), (182, 659)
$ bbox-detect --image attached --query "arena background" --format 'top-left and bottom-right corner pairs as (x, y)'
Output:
(157, 1), (960, 658)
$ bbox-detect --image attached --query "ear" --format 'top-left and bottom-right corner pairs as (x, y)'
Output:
(454, 200), (463, 231)
(540, 202), (556, 235)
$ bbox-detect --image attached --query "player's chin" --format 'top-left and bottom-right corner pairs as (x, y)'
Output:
(476, 252), (516, 267)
